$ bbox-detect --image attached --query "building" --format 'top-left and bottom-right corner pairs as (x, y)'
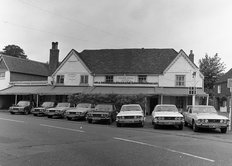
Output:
(213, 68), (232, 112)
(0, 47), (208, 113)
(0, 42), (59, 108)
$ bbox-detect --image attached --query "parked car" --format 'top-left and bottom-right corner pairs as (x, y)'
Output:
(151, 104), (184, 130)
(46, 102), (71, 118)
(9, 101), (33, 115)
(86, 104), (117, 124)
(116, 104), (145, 127)
(183, 105), (229, 133)
(31, 102), (56, 116)
(65, 103), (94, 120)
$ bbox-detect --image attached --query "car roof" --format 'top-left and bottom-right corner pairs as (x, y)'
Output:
(156, 104), (176, 107)
(122, 104), (141, 106)
(187, 105), (214, 108)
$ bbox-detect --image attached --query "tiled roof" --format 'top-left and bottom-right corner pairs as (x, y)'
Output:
(78, 48), (178, 74)
(217, 68), (232, 83)
(1, 55), (49, 76)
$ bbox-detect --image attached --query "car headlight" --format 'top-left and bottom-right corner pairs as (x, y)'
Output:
(220, 119), (227, 123)
(158, 117), (164, 120)
(197, 119), (203, 123)
(135, 116), (142, 119)
(204, 119), (208, 123)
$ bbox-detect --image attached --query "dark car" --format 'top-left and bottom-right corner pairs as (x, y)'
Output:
(86, 104), (117, 124)
(31, 102), (56, 116)
(9, 101), (33, 115)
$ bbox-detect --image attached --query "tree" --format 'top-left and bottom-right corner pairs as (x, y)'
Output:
(2, 45), (27, 59)
(199, 53), (226, 95)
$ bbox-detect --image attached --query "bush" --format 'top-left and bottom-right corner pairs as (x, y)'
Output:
(68, 93), (146, 110)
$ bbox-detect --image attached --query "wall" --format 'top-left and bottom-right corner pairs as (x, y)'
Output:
(0, 71), (10, 90)
(159, 54), (203, 88)
(54, 53), (93, 86)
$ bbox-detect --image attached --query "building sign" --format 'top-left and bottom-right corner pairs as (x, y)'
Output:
(116, 76), (136, 82)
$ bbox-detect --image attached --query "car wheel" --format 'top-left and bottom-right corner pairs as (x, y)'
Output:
(24, 110), (29, 115)
(153, 123), (159, 129)
(178, 124), (183, 130)
(108, 118), (112, 125)
(10, 112), (15, 115)
(192, 121), (199, 132)
(140, 121), (144, 127)
(33, 114), (37, 116)
(184, 121), (188, 126)
(88, 119), (92, 123)
(47, 115), (52, 118)
(67, 117), (72, 121)
(116, 122), (121, 127)
(221, 128), (227, 133)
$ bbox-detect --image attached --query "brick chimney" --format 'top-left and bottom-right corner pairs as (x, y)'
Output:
(189, 50), (194, 63)
(49, 42), (59, 75)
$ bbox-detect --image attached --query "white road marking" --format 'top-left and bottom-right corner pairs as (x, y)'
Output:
(40, 124), (85, 133)
(0, 118), (25, 123)
(113, 137), (215, 163)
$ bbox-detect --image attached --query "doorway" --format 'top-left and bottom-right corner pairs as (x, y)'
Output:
(149, 96), (158, 115)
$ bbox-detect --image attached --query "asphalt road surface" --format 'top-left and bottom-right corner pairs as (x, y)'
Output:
(0, 112), (232, 166)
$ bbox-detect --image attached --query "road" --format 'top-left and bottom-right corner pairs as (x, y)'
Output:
(0, 111), (231, 166)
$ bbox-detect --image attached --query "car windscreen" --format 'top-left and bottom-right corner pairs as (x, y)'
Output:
(154, 105), (178, 112)
(121, 105), (141, 111)
(95, 105), (112, 111)
(17, 101), (30, 106)
(41, 102), (54, 107)
(57, 103), (70, 107)
(76, 103), (91, 108)
(192, 107), (217, 114)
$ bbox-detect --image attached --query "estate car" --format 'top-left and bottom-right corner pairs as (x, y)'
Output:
(9, 101), (33, 115)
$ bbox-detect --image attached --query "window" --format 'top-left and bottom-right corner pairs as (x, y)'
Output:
(0, 72), (5, 78)
(138, 75), (147, 83)
(80, 75), (88, 84)
(56, 75), (64, 84)
(176, 75), (185, 87)
(217, 85), (221, 94)
(105, 75), (113, 83)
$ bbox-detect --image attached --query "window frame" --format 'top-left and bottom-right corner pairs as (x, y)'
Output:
(56, 75), (64, 84)
(80, 75), (89, 84)
(0, 72), (5, 78)
(105, 75), (113, 83)
(138, 75), (147, 83)
(217, 85), (221, 94)
(175, 75), (185, 87)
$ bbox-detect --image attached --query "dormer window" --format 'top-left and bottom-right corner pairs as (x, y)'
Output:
(105, 75), (113, 83)
(56, 75), (64, 84)
(138, 75), (147, 83)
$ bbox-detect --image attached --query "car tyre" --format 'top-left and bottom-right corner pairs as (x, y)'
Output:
(178, 124), (183, 130)
(10, 112), (15, 115)
(67, 117), (72, 121)
(24, 109), (29, 115)
(221, 128), (227, 133)
(47, 115), (52, 118)
(108, 118), (112, 125)
(88, 119), (92, 123)
(153, 123), (159, 129)
(184, 121), (188, 126)
(116, 122), (121, 127)
(192, 121), (199, 132)
(140, 121), (144, 127)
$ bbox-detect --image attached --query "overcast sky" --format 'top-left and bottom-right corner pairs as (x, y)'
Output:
(1, 0), (232, 71)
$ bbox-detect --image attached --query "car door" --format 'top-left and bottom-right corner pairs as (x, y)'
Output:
(184, 107), (192, 124)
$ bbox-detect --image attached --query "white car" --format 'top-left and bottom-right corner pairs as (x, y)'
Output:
(116, 104), (145, 127)
(183, 105), (229, 133)
(152, 104), (184, 130)
(65, 103), (93, 120)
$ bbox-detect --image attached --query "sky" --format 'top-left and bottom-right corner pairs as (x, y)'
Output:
(1, 0), (232, 71)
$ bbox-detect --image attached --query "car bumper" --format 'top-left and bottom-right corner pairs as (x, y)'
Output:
(116, 119), (144, 124)
(88, 117), (110, 121)
(32, 111), (46, 115)
(66, 114), (85, 119)
(154, 120), (184, 125)
(9, 109), (24, 113)
(47, 112), (63, 116)
(196, 123), (228, 129)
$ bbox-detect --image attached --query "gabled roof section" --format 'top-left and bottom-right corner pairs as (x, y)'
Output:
(217, 68), (232, 84)
(52, 49), (91, 76)
(1, 54), (49, 76)
(78, 48), (178, 75)
(163, 50), (204, 78)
